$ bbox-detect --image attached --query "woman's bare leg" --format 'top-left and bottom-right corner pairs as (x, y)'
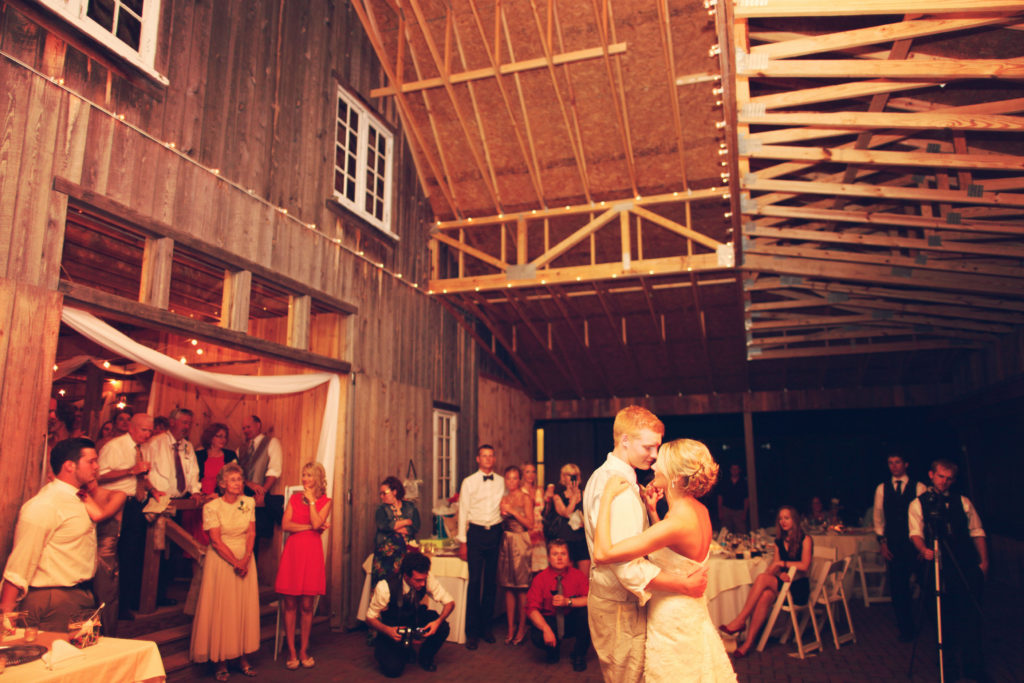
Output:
(738, 589), (778, 654)
(504, 589), (516, 642)
(724, 573), (776, 632)
(513, 590), (528, 642)
(299, 595), (315, 660)
(282, 595), (299, 661)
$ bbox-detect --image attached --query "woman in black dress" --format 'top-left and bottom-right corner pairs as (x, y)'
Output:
(719, 505), (812, 657)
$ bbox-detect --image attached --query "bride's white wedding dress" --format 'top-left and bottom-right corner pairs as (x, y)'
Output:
(644, 547), (737, 682)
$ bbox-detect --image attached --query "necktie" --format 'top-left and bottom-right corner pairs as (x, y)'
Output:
(483, 474), (493, 481)
(895, 480), (903, 495)
(173, 441), (186, 494)
(555, 573), (565, 638)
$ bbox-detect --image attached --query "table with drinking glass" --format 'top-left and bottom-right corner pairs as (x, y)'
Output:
(0, 630), (165, 682)
(706, 553), (771, 628)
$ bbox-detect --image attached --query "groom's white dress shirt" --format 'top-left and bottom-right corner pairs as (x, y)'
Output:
(583, 453), (661, 605)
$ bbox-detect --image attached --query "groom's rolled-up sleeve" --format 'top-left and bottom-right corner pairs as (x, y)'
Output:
(606, 491), (661, 606)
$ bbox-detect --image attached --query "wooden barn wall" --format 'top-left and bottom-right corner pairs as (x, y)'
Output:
(0, 0), (478, 625)
(477, 375), (535, 475)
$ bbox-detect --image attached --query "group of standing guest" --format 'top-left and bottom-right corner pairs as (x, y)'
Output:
(3, 405), (332, 680)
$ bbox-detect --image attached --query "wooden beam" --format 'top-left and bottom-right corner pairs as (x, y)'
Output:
(370, 42), (627, 96)
(287, 294), (311, 351)
(430, 252), (723, 294)
(748, 339), (982, 360)
(745, 225), (1024, 260)
(55, 178), (358, 315)
(138, 237), (173, 309)
(220, 270), (251, 333)
(502, 290), (585, 397)
(530, 206), (622, 269)
(434, 188), (728, 230)
(750, 144), (1024, 172)
(749, 16), (1016, 59)
(743, 253), (1024, 297)
(59, 282), (351, 373)
(734, 0), (1024, 18)
(737, 58), (1024, 79)
(751, 326), (992, 348)
(431, 230), (509, 272)
(740, 111), (1024, 132)
(630, 205), (726, 251)
(751, 79), (935, 110)
(743, 178), (1024, 208)
(752, 204), (1024, 238)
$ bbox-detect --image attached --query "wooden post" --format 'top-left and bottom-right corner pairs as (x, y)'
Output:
(287, 294), (311, 350)
(220, 270), (252, 332)
(139, 237), (173, 308)
(743, 408), (759, 530)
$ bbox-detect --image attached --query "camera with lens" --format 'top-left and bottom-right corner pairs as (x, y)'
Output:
(396, 626), (425, 648)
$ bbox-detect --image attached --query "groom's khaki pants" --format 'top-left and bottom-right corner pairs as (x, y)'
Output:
(588, 594), (646, 683)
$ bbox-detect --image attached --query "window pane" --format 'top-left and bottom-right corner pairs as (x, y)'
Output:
(116, 12), (142, 50)
(87, 0), (115, 30)
(123, 0), (144, 15)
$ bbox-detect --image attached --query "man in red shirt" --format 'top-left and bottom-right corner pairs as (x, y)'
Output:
(526, 539), (591, 671)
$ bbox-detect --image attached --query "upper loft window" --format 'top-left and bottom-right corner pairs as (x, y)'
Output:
(334, 87), (395, 237)
(37, 0), (166, 84)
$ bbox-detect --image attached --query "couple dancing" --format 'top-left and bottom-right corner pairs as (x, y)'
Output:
(584, 406), (736, 682)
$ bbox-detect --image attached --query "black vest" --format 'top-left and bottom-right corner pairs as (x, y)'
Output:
(882, 478), (917, 548)
(380, 573), (427, 628)
(918, 491), (979, 567)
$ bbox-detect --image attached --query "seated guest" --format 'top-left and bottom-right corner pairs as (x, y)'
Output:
(190, 463), (260, 681)
(365, 552), (455, 677)
(803, 495), (828, 530)
(1, 439), (99, 631)
(720, 505), (812, 657)
(525, 539), (590, 671)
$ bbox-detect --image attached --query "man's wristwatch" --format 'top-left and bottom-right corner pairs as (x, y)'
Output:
(567, 597), (573, 608)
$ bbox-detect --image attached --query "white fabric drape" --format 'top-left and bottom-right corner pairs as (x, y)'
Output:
(60, 307), (340, 494)
(53, 354), (151, 381)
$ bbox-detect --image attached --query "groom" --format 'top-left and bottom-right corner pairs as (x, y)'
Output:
(583, 405), (709, 682)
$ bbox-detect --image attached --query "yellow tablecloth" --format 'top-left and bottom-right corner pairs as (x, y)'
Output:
(3, 633), (164, 682)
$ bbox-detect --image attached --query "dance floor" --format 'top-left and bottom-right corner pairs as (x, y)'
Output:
(169, 577), (1021, 682)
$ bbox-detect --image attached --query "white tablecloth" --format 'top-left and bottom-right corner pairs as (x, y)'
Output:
(358, 553), (469, 644)
(706, 555), (770, 628)
(810, 532), (878, 560)
(3, 634), (165, 682)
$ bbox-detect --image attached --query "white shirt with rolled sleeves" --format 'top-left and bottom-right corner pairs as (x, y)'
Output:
(142, 431), (201, 497)
(583, 453), (661, 605)
(2, 480), (97, 596)
(455, 470), (504, 543)
(98, 431), (144, 496)
(873, 476), (927, 537)
(908, 493), (986, 540)
(366, 573), (454, 620)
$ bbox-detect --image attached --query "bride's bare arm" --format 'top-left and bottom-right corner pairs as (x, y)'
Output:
(594, 477), (680, 565)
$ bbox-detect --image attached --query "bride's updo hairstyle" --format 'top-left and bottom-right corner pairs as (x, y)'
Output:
(657, 439), (719, 498)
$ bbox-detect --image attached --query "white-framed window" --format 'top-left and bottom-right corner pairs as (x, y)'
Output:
(432, 408), (457, 507)
(37, 0), (167, 84)
(334, 87), (395, 237)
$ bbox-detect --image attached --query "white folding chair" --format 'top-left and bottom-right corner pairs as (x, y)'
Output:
(757, 545), (834, 659)
(855, 549), (890, 606)
(812, 556), (857, 649)
(273, 486), (321, 660)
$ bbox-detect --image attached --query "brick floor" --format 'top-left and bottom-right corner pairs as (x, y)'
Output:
(169, 578), (1021, 682)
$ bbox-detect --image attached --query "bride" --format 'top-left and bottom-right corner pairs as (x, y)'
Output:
(594, 439), (736, 682)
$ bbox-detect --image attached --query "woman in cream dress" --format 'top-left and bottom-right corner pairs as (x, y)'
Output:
(191, 462), (260, 680)
(594, 439), (736, 683)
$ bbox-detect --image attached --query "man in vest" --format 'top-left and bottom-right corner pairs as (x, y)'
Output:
(240, 415), (283, 548)
(909, 459), (989, 683)
(872, 452), (926, 641)
(365, 552), (455, 677)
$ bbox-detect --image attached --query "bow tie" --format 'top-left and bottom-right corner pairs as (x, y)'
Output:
(483, 474), (494, 481)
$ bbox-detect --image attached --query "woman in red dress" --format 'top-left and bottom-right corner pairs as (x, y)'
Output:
(190, 423), (238, 545)
(275, 461), (331, 670)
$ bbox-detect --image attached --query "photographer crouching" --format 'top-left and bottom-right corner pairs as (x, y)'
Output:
(365, 552), (455, 677)
(908, 459), (990, 683)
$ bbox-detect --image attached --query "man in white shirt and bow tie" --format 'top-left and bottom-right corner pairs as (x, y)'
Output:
(872, 452), (926, 642)
(456, 444), (504, 649)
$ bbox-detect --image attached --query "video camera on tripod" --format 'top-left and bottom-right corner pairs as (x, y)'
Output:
(918, 489), (954, 541)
